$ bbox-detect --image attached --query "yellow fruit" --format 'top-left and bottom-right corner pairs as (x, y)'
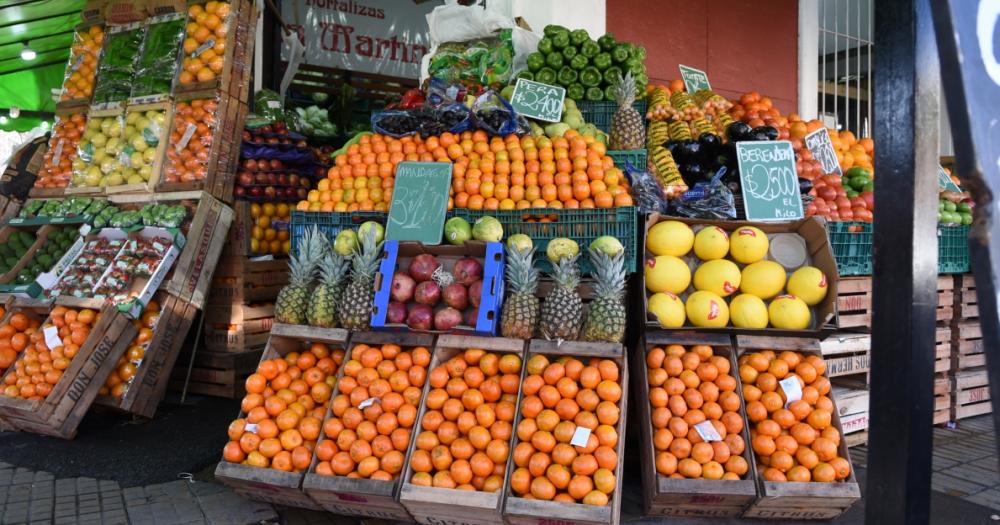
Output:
(729, 227), (769, 264)
(645, 256), (691, 294)
(787, 266), (829, 306)
(740, 261), (787, 300)
(646, 221), (694, 257)
(693, 259), (741, 297)
(729, 294), (769, 329)
(693, 226), (730, 260)
(647, 292), (686, 328)
(686, 290), (729, 328)
(768, 295), (811, 329)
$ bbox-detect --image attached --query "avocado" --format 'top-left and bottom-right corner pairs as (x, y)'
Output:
(37, 254), (53, 268)
(15, 231), (34, 246)
(846, 166), (871, 179)
(5, 257), (18, 268)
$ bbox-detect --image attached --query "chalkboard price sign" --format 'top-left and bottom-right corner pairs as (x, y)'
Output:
(804, 127), (843, 175)
(386, 162), (453, 244)
(735, 140), (804, 221)
(509, 78), (566, 123)
(937, 165), (962, 193)
(679, 65), (711, 93)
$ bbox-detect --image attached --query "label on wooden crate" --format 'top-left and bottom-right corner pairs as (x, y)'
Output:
(694, 420), (722, 442)
(780, 376), (803, 406)
(826, 353), (870, 376)
(570, 426), (592, 447)
(840, 411), (869, 434)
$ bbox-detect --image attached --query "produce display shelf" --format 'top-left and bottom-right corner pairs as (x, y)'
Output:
(827, 221), (872, 277)
(938, 225), (970, 274)
(577, 100), (648, 134)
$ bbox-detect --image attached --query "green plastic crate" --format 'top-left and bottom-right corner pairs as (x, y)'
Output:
(828, 221), (873, 276)
(577, 100), (648, 134)
(938, 224), (970, 274)
(607, 149), (647, 171)
(291, 211), (387, 254)
(452, 207), (639, 275)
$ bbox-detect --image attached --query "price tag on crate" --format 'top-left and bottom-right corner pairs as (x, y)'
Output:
(804, 127), (843, 176)
(386, 162), (452, 245)
(509, 78), (566, 123)
(679, 64), (711, 93)
(736, 140), (804, 221)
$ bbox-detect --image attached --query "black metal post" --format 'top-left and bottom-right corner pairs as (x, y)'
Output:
(866, 0), (940, 523)
(932, 0), (1000, 459)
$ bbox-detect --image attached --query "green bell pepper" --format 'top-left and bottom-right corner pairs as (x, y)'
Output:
(580, 40), (600, 59)
(567, 84), (585, 101)
(536, 67), (557, 85)
(562, 45), (578, 61)
(551, 31), (570, 49)
(603, 66), (623, 86)
(586, 87), (604, 101)
(545, 52), (564, 69)
(515, 70), (535, 82)
(537, 37), (553, 55)
(569, 29), (590, 47)
(604, 85), (617, 101)
(631, 45), (647, 61)
(557, 66), (578, 86)
(593, 52), (612, 70)
(580, 66), (602, 87)
(635, 72), (649, 86)
(598, 33), (616, 51)
(544, 25), (568, 37)
(527, 52), (545, 72)
(626, 58), (644, 76)
(611, 44), (630, 64)
(570, 54), (589, 70)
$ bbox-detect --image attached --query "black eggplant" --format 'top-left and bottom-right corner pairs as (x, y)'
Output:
(681, 163), (706, 181)
(673, 140), (701, 165)
(726, 121), (752, 142)
(753, 125), (780, 141)
(798, 178), (814, 194)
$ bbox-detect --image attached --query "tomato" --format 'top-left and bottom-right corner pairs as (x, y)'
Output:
(849, 196), (867, 210)
(817, 186), (837, 202)
(861, 191), (874, 210)
(855, 209), (874, 222)
(822, 174), (842, 187)
(835, 196), (852, 210)
(805, 203), (817, 217)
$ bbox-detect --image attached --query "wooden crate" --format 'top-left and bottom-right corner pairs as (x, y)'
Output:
(158, 191), (235, 309)
(634, 331), (758, 518)
(303, 331), (435, 520)
(935, 375), (953, 425)
(169, 347), (263, 399)
(94, 292), (199, 418)
(836, 276), (953, 329)
(831, 386), (868, 447)
(0, 302), (136, 439)
(174, 0), (256, 101)
(955, 274), (979, 320)
(398, 335), (528, 525)
(953, 321), (986, 370)
(954, 368), (991, 420)
(214, 323), (349, 510)
(501, 339), (627, 525)
(734, 336), (861, 520)
(207, 256), (288, 305)
(819, 333), (869, 378)
(221, 200), (251, 257)
(203, 302), (274, 353)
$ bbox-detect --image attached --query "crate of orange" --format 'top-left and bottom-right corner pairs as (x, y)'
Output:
(31, 110), (89, 197)
(301, 331), (434, 520)
(500, 339), (628, 525)
(56, 23), (105, 108)
(396, 334), (527, 525)
(0, 299), (135, 439)
(174, 0), (257, 101)
(733, 335), (860, 520)
(633, 332), (759, 518)
(214, 322), (348, 509)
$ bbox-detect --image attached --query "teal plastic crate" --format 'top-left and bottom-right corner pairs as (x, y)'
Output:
(938, 224), (970, 274)
(828, 221), (873, 276)
(577, 100), (648, 134)
(290, 211), (387, 253)
(452, 207), (639, 275)
(607, 149), (647, 171)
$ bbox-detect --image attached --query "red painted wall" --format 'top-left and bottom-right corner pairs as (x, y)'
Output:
(607, 0), (799, 114)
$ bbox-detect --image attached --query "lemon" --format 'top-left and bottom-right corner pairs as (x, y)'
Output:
(647, 220), (694, 257)
(729, 226), (769, 264)
(740, 260), (787, 300)
(644, 255), (691, 294)
(693, 259), (741, 297)
(787, 266), (829, 305)
(648, 292), (686, 328)
(686, 290), (729, 327)
(693, 226), (730, 260)
(768, 295), (811, 329)
(729, 294), (769, 328)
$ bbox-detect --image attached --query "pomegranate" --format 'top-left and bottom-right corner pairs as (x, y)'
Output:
(468, 279), (483, 307)
(466, 306), (479, 327)
(386, 301), (407, 324)
(390, 272), (416, 303)
(407, 304), (434, 330)
(442, 283), (469, 310)
(434, 307), (463, 331)
(453, 257), (483, 285)
(414, 281), (441, 306)
(408, 254), (439, 282)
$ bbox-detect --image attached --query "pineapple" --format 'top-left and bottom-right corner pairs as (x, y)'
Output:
(337, 228), (383, 331)
(539, 255), (583, 340)
(609, 72), (646, 150)
(275, 227), (326, 325)
(581, 248), (627, 343)
(500, 246), (540, 339)
(307, 252), (349, 327)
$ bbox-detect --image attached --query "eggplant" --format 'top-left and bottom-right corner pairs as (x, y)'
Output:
(698, 133), (722, 158)
(681, 163), (706, 181)
(798, 178), (814, 195)
(749, 128), (772, 142)
(726, 121), (752, 142)
(753, 125), (780, 141)
(673, 140), (702, 165)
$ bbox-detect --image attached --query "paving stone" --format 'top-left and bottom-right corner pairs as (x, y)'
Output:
(33, 472), (53, 483)
(29, 520), (52, 525)
(966, 489), (1000, 511)
(53, 517), (77, 525)
(932, 472), (990, 496)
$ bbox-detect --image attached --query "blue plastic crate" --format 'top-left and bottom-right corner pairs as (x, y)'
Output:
(938, 225), (970, 274)
(371, 240), (504, 336)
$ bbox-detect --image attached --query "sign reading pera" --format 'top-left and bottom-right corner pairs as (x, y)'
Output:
(509, 78), (566, 123)
(735, 141), (804, 221)
(386, 162), (452, 244)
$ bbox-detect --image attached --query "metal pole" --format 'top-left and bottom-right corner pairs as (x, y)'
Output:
(866, 0), (939, 523)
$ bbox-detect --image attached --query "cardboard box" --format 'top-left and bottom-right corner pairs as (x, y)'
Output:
(91, 227), (184, 319)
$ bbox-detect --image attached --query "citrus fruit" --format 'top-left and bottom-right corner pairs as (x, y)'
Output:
(768, 295), (811, 329)
(590, 236), (624, 257)
(647, 292), (686, 328)
(685, 291), (729, 328)
(729, 294), (769, 329)
(740, 260), (787, 300)
(646, 221), (694, 257)
(693, 259), (741, 297)
(729, 227), (769, 264)
(444, 217), (473, 245)
(787, 266), (829, 306)
(693, 226), (730, 260)
(645, 256), (691, 294)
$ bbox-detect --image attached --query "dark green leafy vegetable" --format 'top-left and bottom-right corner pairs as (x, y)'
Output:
(93, 26), (146, 104)
(131, 14), (186, 98)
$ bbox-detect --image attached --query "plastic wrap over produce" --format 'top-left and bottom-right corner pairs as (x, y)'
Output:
(164, 97), (220, 183)
(131, 13), (186, 99)
(72, 107), (169, 189)
(36, 113), (87, 190)
(59, 24), (104, 102)
(92, 23), (146, 104)
(178, 1), (233, 86)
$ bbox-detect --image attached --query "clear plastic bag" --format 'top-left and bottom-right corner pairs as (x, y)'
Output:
(131, 13), (186, 98)
(427, 32), (515, 91)
(92, 24), (146, 104)
(59, 24), (104, 102)
(623, 160), (668, 214)
(36, 112), (87, 190)
(73, 108), (168, 189)
(471, 90), (529, 136)
(163, 96), (220, 183)
(177, 1), (233, 86)
(371, 105), (472, 138)
(670, 166), (737, 220)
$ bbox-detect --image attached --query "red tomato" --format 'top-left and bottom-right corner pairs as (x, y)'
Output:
(835, 196), (852, 210)
(850, 196), (867, 210)
(861, 191), (874, 210)
(823, 174), (842, 187)
(817, 186), (837, 202)
(805, 203), (817, 217)
(855, 209), (874, 222)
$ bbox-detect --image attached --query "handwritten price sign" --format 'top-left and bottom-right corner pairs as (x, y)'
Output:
(386, 162), (452, 244)
(509, 78), (566, 123)
(679, 64), (711, 93)
(736, 140), (804, 221)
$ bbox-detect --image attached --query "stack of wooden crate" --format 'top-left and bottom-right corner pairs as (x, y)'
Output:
(952, 274), (991, 420)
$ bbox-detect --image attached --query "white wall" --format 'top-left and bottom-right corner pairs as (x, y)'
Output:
(492, 0), (606, 36)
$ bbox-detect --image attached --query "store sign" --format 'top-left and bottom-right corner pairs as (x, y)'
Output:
(280, 0), (442, 79)
(509, 78), (566, 123)
(679, 64), (711, 93)
(937, 165), (962, 192)
(735, 140), (804, 221)
(804, 127), (843, 176)
(386, 162), (452, 244)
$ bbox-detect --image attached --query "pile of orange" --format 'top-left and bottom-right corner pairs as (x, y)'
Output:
(36, 113), (86, 189)
(509, 354), (621, 506)
(297, 130), (634, 213)
(60, 25), (103, 101)
(1, 307), (98, 400)
(101, 300), (160, 398)
(178, 2), (230, 85)
(313, 343), (429, 480)
(739, 350), (852, 483)
(164, 99), (219, 184)
(409, 349), (522, 491)
(645, 345), (749, 480)
(0, 311), (36, 379)
(223, 343), (344, 471)
(248, 202), (292, 256)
